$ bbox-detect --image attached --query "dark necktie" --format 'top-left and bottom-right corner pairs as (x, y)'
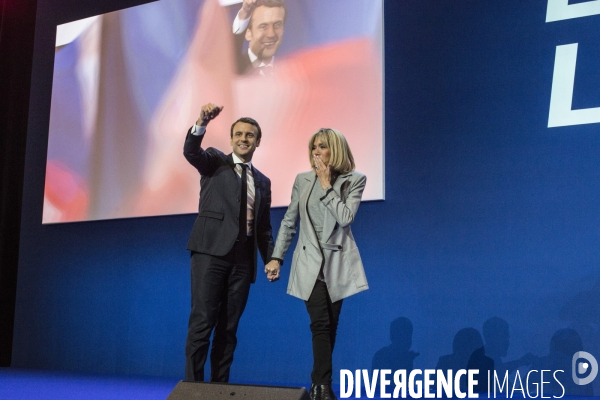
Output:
(238, 164), (248, 243)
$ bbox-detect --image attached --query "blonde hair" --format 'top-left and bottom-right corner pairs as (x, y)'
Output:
(308, 128), (355, 174)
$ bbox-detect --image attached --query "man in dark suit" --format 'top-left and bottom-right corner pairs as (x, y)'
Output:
(232, 0), (286, 75)
(183, 103), (276, 382)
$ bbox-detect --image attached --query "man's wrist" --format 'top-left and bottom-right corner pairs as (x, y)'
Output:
(191, 124), (207, 136)
(271, 258), (283, 266)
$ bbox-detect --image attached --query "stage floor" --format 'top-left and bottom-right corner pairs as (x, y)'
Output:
(0, 369), (319, 399)
(0, 369), (339, 399)
(0, 368), (179, 399)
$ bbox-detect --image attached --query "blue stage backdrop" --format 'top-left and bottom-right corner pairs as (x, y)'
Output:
(13, 0), (600, 396)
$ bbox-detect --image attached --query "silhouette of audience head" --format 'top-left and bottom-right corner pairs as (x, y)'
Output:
(550, 328), (583, 356)
(453, 327), (484, 359)
(372, 317), (418, 373)
(390, 317), (413, 350)
(532, 328), (592, 397)
(483, 317), (509, 357)
(436, 327), (484, 373)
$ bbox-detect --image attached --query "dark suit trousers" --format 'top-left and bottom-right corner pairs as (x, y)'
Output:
(305, 280), (343, 385)
(185, 240), (253, 382)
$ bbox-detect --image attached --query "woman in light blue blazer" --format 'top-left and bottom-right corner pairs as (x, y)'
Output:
(265, 128), (369, 400)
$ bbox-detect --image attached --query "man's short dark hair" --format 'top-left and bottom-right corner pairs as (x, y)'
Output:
(231, 117), (262, 140)
(248, 0), (287, 29)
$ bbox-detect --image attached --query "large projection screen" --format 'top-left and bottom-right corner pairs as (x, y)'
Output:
(43, 0), (384, 223)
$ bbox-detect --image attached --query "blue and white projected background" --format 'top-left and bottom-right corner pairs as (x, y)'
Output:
(12, 0), (600, 396)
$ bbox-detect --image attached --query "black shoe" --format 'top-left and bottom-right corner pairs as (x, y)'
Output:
(309, 384), (319, 400)
(318, 384), (336, 400)
(328, 385), (338, 400)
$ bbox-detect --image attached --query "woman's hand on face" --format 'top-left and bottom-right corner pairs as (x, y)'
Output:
(313, 156), (331, 189)
(265, 260), (280, 282)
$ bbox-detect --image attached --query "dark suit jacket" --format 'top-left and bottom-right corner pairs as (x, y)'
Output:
(234, 32), (253, 75)
(183, 128), (274, 282)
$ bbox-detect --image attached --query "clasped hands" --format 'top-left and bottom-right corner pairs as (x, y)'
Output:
(265, 260), (280, 282)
